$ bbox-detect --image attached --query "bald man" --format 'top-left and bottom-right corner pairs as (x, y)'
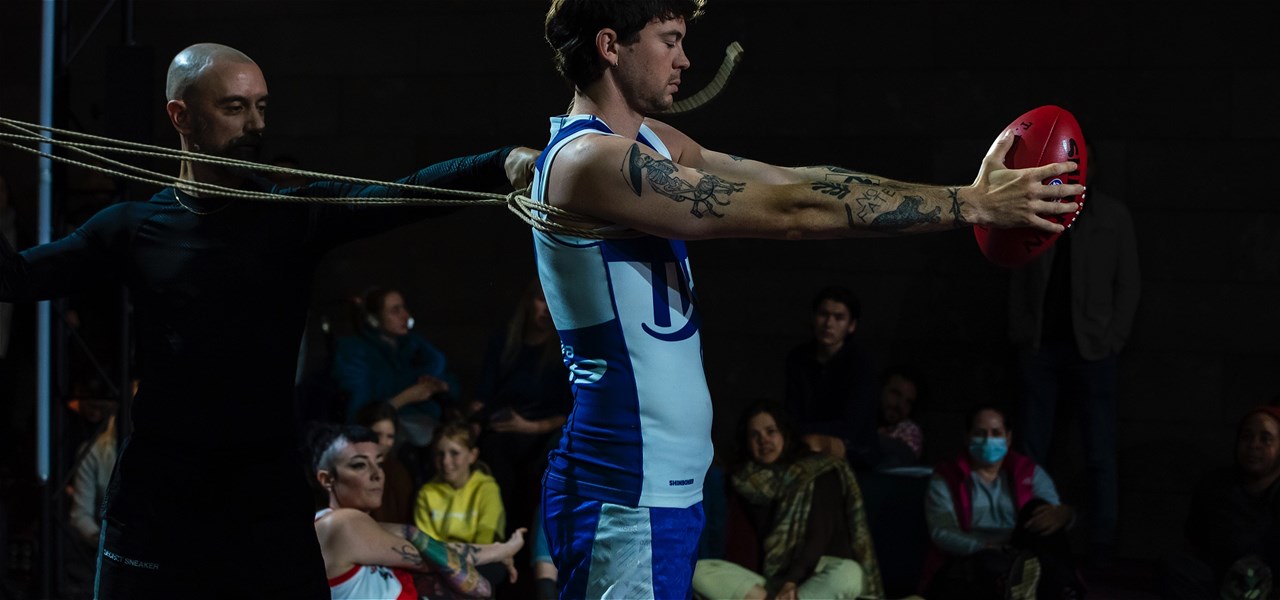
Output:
(0, 43), (534, 597)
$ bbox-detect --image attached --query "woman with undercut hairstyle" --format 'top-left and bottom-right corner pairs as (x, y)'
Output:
(308, 423), (524, 600)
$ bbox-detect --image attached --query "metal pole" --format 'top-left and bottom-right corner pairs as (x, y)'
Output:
(36, 0), (56, 487)
(38, 1), (59, 597)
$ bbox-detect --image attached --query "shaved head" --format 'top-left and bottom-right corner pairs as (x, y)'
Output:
(166, 43), (256, 102)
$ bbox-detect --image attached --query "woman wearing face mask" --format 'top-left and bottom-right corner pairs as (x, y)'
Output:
(692, 400), (883, 600)
(309, 423), (524, 600)
(920, 404), (1082, 600)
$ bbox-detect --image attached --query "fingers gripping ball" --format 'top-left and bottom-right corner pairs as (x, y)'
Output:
(974, 105), (1087, 268)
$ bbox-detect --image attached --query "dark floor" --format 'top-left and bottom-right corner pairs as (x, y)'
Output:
(1076, 558), (1161, 600)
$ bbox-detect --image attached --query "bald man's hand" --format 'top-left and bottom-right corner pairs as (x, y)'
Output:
(505, 147), (539, 190)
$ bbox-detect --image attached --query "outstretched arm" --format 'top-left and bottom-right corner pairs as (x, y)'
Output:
(304, 146), (539, 249)
(547, 123), (1081, 241)
(322, 510), (495, 597)
(1, 203), (128, 303)
(378, 522), (527, 590)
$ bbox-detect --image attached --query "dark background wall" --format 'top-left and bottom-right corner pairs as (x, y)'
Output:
(3, 0), (1279, 566)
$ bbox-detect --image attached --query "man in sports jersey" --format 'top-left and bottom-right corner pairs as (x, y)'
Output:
(1, 43), (535, 598)
(534, 1), (1085, 598)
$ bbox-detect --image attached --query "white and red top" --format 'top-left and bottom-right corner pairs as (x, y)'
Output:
(315, 508), (417, 600)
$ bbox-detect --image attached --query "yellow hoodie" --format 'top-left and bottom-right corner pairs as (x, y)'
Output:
(413, 470), (506, 544)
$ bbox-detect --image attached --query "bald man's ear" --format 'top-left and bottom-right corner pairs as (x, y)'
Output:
(166, 99), (193, 136)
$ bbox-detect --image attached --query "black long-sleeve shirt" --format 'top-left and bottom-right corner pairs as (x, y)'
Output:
(1, 147), (512, 526)
(783, 338), (880, 470)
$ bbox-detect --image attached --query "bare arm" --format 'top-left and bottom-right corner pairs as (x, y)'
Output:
(548, 123), (1082, 241)
(320, 510), (494, 597)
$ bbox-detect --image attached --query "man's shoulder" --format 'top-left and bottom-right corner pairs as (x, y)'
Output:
(73, 197), (167, 239)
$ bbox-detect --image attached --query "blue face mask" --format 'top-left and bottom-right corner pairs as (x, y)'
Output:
(969, 436), (1008, 464)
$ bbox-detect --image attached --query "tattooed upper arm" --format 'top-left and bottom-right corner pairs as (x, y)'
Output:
(620, 143), (746, 219)
(393, 543), (425, 567)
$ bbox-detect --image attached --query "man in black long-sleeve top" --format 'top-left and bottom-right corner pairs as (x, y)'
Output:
(783, 285), (880, 472)
(1, 43), (534, 598)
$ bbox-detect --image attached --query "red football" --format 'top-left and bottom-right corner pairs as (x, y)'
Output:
(973, 105), (1087, 268)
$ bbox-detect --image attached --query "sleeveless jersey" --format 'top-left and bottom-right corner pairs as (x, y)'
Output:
(532, 114), (713, 509)
(314, 509), (416, 600)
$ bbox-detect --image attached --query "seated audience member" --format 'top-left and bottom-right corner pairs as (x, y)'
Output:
(922, 404), (1082, 599)
(876, 365), (925, 468)
(693, 400), (883, 600)
(415, 421), (509, 592)
(1159, 406), (1280, 600)
(65, 410), (119, 593)
(470, 278), (571, 538)
(355, 401), (415, 524)
(332, 286), (457, 448)
(783, 285), (880, 472)
(69, 413), (118, 547)
(309, 423), (523, 600)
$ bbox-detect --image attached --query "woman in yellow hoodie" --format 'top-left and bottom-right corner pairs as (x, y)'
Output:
(416, 421), (509, 589)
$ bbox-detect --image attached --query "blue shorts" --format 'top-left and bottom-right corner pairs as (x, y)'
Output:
(542, 487), (704, 599)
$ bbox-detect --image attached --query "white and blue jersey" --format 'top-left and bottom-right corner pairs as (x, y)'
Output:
(532, 114), (714, 510)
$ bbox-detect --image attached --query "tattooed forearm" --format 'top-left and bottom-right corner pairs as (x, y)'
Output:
(812, 181), (851, 200)
(445, 542), (482, 565)
(947, 187), (969, 228)
(802, 166), (914, 189)
(869, 196), (941, 232)
(811, 168), (905, 207)
(622, 143), (745, 218)
(852, 188), (897, 221)
(403, 525), (492, 596)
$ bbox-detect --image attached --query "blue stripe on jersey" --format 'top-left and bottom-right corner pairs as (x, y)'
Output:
(543, 488), (704, 600)
(533, 114), (712, 509)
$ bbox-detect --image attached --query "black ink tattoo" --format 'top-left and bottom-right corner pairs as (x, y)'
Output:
(853, 188), (899, 221)
(811, 166), (911, 211)
(947, 187), (968, 228)
(728, 154), (746, 161)
(844, 204), (855, 228)
(811, 181), (851, 200)
(812, 166), (878, 183)
(870, 195), (941, 231)
(625, 145), (645, 197)
(395, 544), (425, 566)
(625, 143), (745, 218)
(447, 542), (482, 565)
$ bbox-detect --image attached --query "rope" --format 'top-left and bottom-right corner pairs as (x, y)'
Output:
(664, 42), (745, 115)
(0, 41), (745, 239)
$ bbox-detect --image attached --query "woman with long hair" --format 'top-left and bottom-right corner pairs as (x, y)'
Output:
(470, 278), (572, 540)
(693, 400), (883, 599)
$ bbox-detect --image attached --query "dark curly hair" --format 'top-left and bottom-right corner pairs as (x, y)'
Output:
(545, 0), (705, 89)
